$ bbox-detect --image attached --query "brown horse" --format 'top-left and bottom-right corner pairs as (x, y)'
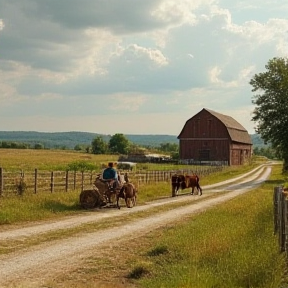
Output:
(116, 182), (137, 209)
(171, 174), (202, 196)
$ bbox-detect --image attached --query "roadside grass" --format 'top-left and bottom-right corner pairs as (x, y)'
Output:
(52, 163), (286, 288)
(0, 191), (81, 225)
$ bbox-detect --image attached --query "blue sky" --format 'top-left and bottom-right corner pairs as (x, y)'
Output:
(0, 0), (287, 136)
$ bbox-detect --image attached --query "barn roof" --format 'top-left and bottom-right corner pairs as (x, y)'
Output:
(205, 108), (252, 144)
(178, 108), (252, 145)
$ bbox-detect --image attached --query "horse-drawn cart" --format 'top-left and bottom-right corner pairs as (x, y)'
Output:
(79, 173), (137, 209)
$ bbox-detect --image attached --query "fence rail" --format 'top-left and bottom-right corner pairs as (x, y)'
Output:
(0, 168), (96, 195)
(273, 186), (288, 253)
(0, 166), (224, 196)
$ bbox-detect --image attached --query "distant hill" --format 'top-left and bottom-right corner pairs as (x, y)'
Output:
(0, 131), (178, 149)
(0, 131), (267, 149)
(250, 134), (270, 148)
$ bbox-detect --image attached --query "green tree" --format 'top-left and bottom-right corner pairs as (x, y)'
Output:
(74, 144), (82, 151)
(91, 136), (108, 154)
(34, 143), (44, 149)
(109, 133), (130, 154)
(159, 143), (179, 153)
(250, 57), (288, 172)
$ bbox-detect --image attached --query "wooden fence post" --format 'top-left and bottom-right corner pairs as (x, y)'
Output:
(81, 171), (84, 192)
(280, 191), (286, 252)
(274, 186), (287, 252)
(65, 171), (69, 192)
(34, 169), (38, 194)
(284, 198), (288, 252)
(0, 168), (3, 196)
(74, 171), (77, 190)
(171, 174), (176, 197)
(274, 186), (280, 234)
(50, 171), (54, 193)
(90, 172), (93, 185)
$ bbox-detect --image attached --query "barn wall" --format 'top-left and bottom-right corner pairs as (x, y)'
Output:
(180, 139), (230, 162)
(230, 143), (252, 165)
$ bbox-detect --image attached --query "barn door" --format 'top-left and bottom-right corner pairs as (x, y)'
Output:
(199, 149), (210, 161)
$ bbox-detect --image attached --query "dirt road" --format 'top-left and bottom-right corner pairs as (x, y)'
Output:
(0, 164), (272, 287)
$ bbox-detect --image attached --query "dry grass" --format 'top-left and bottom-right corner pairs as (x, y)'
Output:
(0, 149), (117, 171)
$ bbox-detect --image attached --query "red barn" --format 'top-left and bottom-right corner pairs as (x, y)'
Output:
(178, 108), (252, 165)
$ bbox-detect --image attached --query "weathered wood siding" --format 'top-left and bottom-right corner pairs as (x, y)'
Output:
(179, 139), (230, 162)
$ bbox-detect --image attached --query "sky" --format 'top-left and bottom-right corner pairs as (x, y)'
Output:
(0, 1), (287, 136)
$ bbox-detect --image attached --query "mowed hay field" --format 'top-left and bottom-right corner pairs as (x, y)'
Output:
(0, 148), (118, 171)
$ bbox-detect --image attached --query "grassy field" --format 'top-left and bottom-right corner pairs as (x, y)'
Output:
(0, 149), (287, 287)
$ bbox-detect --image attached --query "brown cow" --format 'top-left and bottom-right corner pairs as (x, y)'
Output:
(171, 174), (202, 196)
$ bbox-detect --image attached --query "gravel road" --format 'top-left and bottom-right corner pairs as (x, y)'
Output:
(0, 164), (272, 288)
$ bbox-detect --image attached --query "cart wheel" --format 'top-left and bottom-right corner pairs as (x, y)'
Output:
(80, 189), (104, 209)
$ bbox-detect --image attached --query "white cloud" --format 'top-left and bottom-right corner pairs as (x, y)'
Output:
(109, 94), (147, 112)
(0, 19), (4, 30)
(209, 66), (222, 84)
(0, 0), (287, 135)
(124, 44), (168, 66)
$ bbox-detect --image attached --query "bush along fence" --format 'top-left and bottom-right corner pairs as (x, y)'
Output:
(274, 186), (288, 253)
(0, 166), (224, 196)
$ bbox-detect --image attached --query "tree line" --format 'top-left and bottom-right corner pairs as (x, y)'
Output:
(89, 134), (179, 159)
(0, 134), (180, 159)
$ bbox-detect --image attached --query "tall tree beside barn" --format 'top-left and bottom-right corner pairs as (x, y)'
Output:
(250, 57), (288, 172)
